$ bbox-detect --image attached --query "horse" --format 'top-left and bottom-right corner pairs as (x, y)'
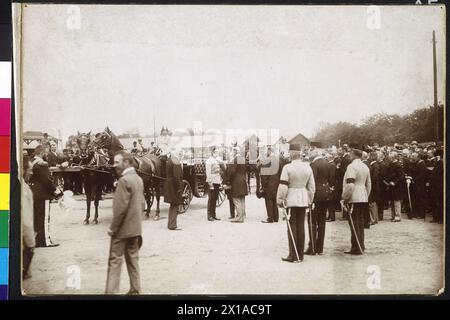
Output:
(244, 150), (261, 194)
(91, 127), (163, 219)
(75, 131), (111, 225)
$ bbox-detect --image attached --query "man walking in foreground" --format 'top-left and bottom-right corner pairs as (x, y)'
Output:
(342, 148), (371, 255)
(106, 151), (144, 294)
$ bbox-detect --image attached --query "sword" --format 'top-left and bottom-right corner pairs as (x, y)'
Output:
(347, 204), (364, 254)
(282, 202), (301, 262)
(406, 177), (413, 216)
(307, 204), (316, 254)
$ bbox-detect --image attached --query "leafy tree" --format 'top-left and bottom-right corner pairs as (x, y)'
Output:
(312, 105), (444, 146)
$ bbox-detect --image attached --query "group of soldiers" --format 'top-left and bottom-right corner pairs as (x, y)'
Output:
(247, 140), (444, 261)
(257, 141), (444, 226)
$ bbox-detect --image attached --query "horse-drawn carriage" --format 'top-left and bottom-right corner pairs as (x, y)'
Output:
(48, 128), (226, 224)
(146, 159), (226, 214)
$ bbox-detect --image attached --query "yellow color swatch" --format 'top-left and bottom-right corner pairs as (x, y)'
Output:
(0, 174), (9, 211)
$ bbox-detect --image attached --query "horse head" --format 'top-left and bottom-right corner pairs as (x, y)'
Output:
(91, 127), (124, 156)
(76, 131), (92, 156)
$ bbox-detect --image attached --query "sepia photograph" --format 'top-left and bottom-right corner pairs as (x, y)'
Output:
(13, 3), (445, 295)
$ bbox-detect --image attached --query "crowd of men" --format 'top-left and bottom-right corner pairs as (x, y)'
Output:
(250, 141), (443, 262)
(22, 133), (444, 292)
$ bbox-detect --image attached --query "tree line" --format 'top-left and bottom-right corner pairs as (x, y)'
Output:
(311, 104), (444, 147)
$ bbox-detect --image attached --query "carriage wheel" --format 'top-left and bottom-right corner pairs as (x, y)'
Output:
(178, 180), (192, 214)
(216, 187), (226, 207)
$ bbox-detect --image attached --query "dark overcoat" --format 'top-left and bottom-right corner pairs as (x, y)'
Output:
(163, 157), (183, 205)
(30, 159), (56, 200)
(369, 161), (381, 203)
(227, 157), (248, 198)
(386, 160), (404, 200)
(327, 160), (337, 201)
(310, 157), (331, 203)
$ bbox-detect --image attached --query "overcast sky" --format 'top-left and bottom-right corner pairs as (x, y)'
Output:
(19, 5), (445, 142)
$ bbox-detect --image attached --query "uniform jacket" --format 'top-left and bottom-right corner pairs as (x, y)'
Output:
(277, 159), (316, 208)
(226, 156), (248, 198)
(30, 157), (56, 200)
(163, 156), (183, 205)
(110, 167), (144, 239)
(205, 156), (223, 185)
(260, 154), (281, 200)
(342, 158), (371, 203)
(310, 156), (331, 203)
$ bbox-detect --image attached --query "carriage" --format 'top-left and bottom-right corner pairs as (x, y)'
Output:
(49, 158), (227, 215)
(144, 158), (227, 214)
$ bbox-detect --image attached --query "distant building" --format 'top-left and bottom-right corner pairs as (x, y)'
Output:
(272, 133), (310, 154)
(23, 131), (62, 152)
(287, 132), (311, 147)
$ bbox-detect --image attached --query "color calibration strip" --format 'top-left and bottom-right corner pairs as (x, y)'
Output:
(0, 61), (11, 300)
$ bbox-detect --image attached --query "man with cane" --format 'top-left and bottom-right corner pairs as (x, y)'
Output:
(277, 144), (315, 263)
(341, 148), (371, 255)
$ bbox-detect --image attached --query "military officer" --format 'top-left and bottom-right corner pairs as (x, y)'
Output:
(277, 144), (316, 263)
(342, 148), (371, 255)
(30, 145), (61, 247)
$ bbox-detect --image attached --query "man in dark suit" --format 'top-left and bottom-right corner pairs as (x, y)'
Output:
(45, 142), (60, 167)
(377, 151), (388, 220)
(431, 148), (443, 223)
(106, 150), (144, 294)
(227, 148), (248, 223)
(325, 152), (337, 222)
(340, 145), (352, 174)
(306, 150), (331, 255)
(368, 151), (381, 224)
(338, 145), (352, 219)
(260, 147), (281, 223)
(30, 145), (60, 248)
(386, 151), (404, 222)
(163, 148), (183, 230)
(409, 152), (428, 219)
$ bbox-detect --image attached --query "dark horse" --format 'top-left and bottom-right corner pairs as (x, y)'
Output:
(75, 131), (111, 225)
(91, 127), (163, 219)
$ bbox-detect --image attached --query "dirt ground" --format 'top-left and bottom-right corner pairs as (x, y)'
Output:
(22, 186), (444, 296)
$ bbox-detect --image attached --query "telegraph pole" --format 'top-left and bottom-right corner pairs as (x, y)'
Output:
(153, 111), (156, 144)
(432, 30), (439, 142)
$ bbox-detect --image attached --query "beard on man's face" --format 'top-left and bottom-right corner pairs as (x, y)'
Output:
(115, 165), (124, 176)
